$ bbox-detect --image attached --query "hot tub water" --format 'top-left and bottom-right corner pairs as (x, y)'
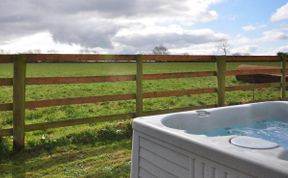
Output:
(204, 120), (288, 149)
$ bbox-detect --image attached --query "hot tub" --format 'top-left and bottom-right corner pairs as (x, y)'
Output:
(131, 101), (288, 178)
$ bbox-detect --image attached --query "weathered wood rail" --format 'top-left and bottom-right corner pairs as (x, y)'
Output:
(0, 53), (287, 151)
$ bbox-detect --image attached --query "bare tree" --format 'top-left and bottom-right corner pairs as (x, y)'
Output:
(216, 39), (230, 56)
(24, 49), (42, 54)
(33, 49), (42, 54)
(79, 48), (97, 54)
(153, 45), (169, 55)
(47, 49), (59, 54)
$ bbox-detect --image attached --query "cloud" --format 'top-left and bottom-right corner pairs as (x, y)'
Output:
(271, 2), (288, 21)
(242, 25), (256, 31)
(49, 19), (120, 48)
(0, 0), (221, 50)
(277, 45), (288, 53)
(0, 32), (83, 53)
(170, 43), (219, 55)
(262, 30), (288, 41)
(113, 27), (227, 53)
(230, 45), (258, 55)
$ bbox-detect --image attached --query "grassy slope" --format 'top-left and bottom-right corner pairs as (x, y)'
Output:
(0, 62), (282, 177)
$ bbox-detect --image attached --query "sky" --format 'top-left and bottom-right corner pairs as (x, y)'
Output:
(0, 0), (287, 55)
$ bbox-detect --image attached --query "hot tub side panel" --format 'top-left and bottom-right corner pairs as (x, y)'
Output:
(131, 131), (253, 178)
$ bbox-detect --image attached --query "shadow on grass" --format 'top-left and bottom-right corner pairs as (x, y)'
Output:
(0, 123), (132, 177)
(0, 139), (132, 178)
(12, 152), (26, 178)
(1, 122), (132, 158)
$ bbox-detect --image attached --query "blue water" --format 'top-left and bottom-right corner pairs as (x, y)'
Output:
(206, 120), (288, 149)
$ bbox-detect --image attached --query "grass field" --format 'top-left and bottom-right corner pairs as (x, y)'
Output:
(0, 62), (282, 177)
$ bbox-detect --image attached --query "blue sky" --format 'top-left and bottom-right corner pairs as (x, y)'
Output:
(191, 0), (288, 55)
(208, 0), (286, 32)
(0, 0), (287, 55)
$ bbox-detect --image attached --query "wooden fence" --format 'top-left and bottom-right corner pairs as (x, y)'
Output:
(0, 53), (287, 151)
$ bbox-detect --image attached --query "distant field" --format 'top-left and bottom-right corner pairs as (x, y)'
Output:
(0, 62), (282, 177)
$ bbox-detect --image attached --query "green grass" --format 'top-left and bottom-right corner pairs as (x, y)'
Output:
(0, 139), (132, 178)
(0, 62), (283, 177)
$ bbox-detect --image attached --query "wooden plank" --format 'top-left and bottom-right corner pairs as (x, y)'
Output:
(225, 56), (279, 62)
(0, 78), (13, 86)
(0, 128), (13, 137)
(1, 71), (215, 86)
(0, 54), (282, 63)
(27, 54), (138, 62)
(13, 54), (27, 151)
(142, 55), (214, 62)
(13, 72), (216, 86)
(0, 103), (13, 111)
(0, 55), (15, 63)
(279, 53), (287, 100)
(26, 94), (135, 109)
(142, 105), (217, 116)
(25, 113), (134, 131)
(226, 83), (281, 92)
(27, 54), (215, 62)
(144, 71), (216, 80)
(226, 68), (282, 76)
(216, 56), (226, 106)
(143, 88), (216, 98)
(136, 57), (143, 116)
(26, 75), (135, 85)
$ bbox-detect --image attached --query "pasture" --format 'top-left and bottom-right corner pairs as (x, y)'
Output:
(0, 62), (281, 177)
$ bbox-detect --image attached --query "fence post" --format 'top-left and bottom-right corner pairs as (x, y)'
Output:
(216, 56), (226, 106)
(13, 54), (27, 151)
(136, 55), (143, 117)
(279, 53), (287, 100)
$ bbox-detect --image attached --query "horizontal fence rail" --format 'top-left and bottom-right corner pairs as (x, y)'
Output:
(26, 75), (136, 85)
(0, 78), (12, 86)
(26, 94), (136, 109)
(0, 54), (282, 63)
(0, 103), (13, 111)
(1, 68), (285, 86)
(0, 53), (287, 151)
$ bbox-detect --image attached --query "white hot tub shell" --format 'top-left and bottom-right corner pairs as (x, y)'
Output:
(131, 101), (288, 178)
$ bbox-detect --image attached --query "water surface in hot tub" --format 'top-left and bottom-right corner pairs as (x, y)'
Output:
(200, 119), (288, 149)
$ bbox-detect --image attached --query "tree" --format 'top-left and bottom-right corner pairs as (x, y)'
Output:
(79, 48), (97, 54)
(152, 45), (169, 55)
(277, 51), (288, 56)
(216, 39), (230, 56)
(24, 49), (42, 54)
(47, 49), (59, 54)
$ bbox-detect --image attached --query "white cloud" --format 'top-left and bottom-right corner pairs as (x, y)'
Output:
(113, 26), (227, 53)
(230, 45), (258, 55)
(280, 24), (288, 31)
(0, 0), (221, 51)
(262, 30), (288, 41)
(276, 45), (288, 53)
(0, 32), (83, 53)
(271, 2), (288, 21)
(229, 35), (254, 47)
(242, 25), (256, 31)
(170, 43), (219, 55)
